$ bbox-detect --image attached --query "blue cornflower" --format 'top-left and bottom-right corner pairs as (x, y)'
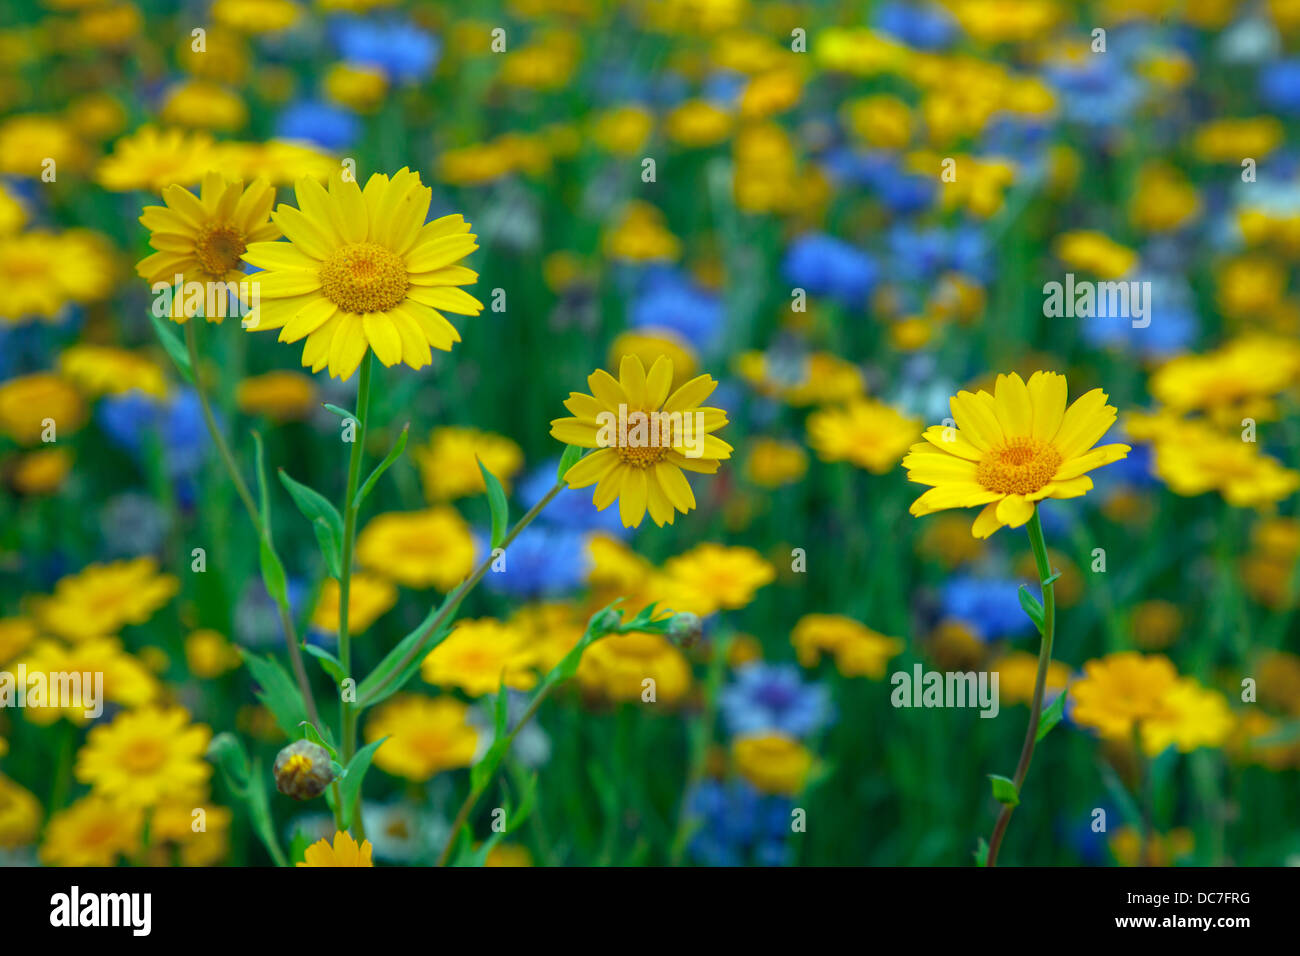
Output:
(873, 1), (956, 50)
(481, 525), (590, 599)
(720, 663), (833, 739)
(330, 16), (439, 83)
(519, 461), (629, 537)
(98, 388), (210, 481)
(631, 268), (724, 351)
(1080, 275), (1197, 359)
(685, 779), (794, 867)
(275, 101), (360, 151)
(1259, 58), (1300, 115)
(941, 576), (1035, 642)
(783, 233), (878, 307)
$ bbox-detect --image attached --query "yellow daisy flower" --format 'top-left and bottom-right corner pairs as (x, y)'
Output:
(657, 543), (775, 617)
(413, 426), (524, 501)
(420, 617), (537, 697)
(310, 573), (398, 635)
(136, 171), (279, 322)
(732, 732), (813, 795)
(235, 369), (318, 421)
(365, 694), (478, 782)
(31, 557), (179, 642)
(297, 830), (374, 867)
(902, 371), (1131, 538)
(807, 398), (920, 473)
(58, 345), (168, 398)
(0, 774), (41, 849)
(40, 796), (142, 866)
(240, 169), (484, 380)
(577, 631), (692, 704)
(96, 126), (216, 192)
(550, 354), (733, 528)
(0, 373), (86, 445)
(74, 707), (213, 808)
(355, 507), (476, 591)
(0, 230), (116, 324)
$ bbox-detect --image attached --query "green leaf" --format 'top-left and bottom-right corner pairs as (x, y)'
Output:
(1018, 585), (1045, 635)
(239, 649), (308, 739)
(356, 592), (460, 708)
(353, 424), (409, 509)
(278, 469), (345, 574)
(303, 643), (347, 685)
(1042, 570), (1062, 587)
(974, 837), (989, 867)
(206, 732), (251, 790)
(207, 735), (287, 866)
(339, 737), (386, 830)
(148, 311), (195, 384)
(477, 457), (509, 550)
(288, 827), (314, 865)
(988, 774), (1020, 808)
(556, 444), (583, 481)
(298, 720), (337, 761)
(322, 403), (355, 419)
(1035, 689), (1069, 743)
(258, 538), (289, 607)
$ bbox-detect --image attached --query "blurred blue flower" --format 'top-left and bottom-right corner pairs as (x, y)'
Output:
(481, 525), (590, 599)
(275, 101), (360, 151)
(519, 461), (629, 537)
(941, 576), (1035, 641)
(631, 268), (724, 351)
(720, 663), (833, 739)
(887, 223), (991, 283)
(783, 233), (878, 307)
(98, 388), (210, 481)
(330, 16), (439, 83)
(685, 779), (793, 867)
(1081, 275), (1197, 359)
(1259, 58), (1300, 114)
(1044, 54), (1142, 127)
(873, 1), (956, 50)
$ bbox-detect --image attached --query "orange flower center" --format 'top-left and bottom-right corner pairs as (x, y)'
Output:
(121, 737), (166, 773)
(195, 223), (247, 276)
(321, 241), (408, 314)
(617, 443), (670, 468)
(976, 436), (1062, 496)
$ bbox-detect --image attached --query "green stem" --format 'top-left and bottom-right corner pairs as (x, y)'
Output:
(337, 351), (373, 838)
(985, 507), (1056, 867)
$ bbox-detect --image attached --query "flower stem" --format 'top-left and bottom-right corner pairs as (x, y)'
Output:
(184, 321), (324, 738)
(985, 506), (1056, 867)
(336, 352), (373, 840)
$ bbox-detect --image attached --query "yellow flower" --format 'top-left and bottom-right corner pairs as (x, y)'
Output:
(11, 447), (73, 495)
(509, 601), (584, 673)
(212, 0), (301, 33)
(808, 399), (920, 473)
(591, 105), (654, 155)
(657, 543), (775, 617)
(1192, 117), (1283, 163)
(96, 126), (217, 192)
(136, 171), (279, 323)
(414, 426), (524, 501)
(0, 373), (86, 445)
(58, 345), (168, 398)
(421, 618), (537, 696)
(1109, 826), (1194, 867)
(0, 231), (115, 324)
(735, 350), (865, 406)
(17, 637), (159, 724)
(0, 774), (41, 848)
(1131, 600), (1182, 650)
(235, 369), (318, 421)
(1140, 680), (1235, 756)
(843, 94), (912, 149)
(75, 707), (212, 808)
(1146, 418), (1300, 508)
(0, 182), (27, 235)
(0, 114), (85, 177)
(902, 371), (1130, 538)
(484, 843), (534, 866)
(184, 629), (243, 678)
(551, 355), (732, 528)
(147, 800), (232, 866)
(0, 617), (37, 666)
(219, 139), (337, 185)
(40, 796), (141, 866)
(603, 201), (681, 263)
(366, 694), (478, 781)
(160, 80), (249, 131)
(356, 507), (476, 591)
(324, 63), (388, 113)
(664, 99), (733, 147)
(607, 329), (698, 391)
(732, 732), (812, 795)
(310, 573), (398, 635)
(577, 631), (692, 704)
(1149, 335), (1300, 418)
(791, 614), (903, 679)
(297, 830), (374, 867)
(32, 557), (179, 642)
(993, 652), (1071, 706)
(744, 437), (808, 488)
(1053, 230), (1137, 278)
(241, 169), (483, 380)
(1129, 161), (1200, 233)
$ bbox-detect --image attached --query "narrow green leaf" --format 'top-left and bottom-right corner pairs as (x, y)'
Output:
(303, 643), (347, 685)
(278, 469), (345, 574)
(353, 424), (409, 509)
(477, 457), (509, 550)
(1042, 570), (1062, 587)
(988, 774), (1020, 807)
(148, 311), (195, 384)
(239, 649), (307, 739)
(1018, 585), (1045, 635)
(556, 444), (583, 481)
(298, 720), (337, 761)
(340, 737), (386, 830)
(974, 837), (989, 867)
(312, 519), (343, 579)
(322, 403), (356, 419)
(258, 538), (289, 607)
(1035, 689), (1069, 743)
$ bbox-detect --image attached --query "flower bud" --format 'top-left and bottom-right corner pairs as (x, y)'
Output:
(273, 739), (334, 800)
(667, 612), (703, 647)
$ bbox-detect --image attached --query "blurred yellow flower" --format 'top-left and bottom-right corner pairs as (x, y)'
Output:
(40, 796), (141, 866)
(236, 369), (318, 421)
(421, 617), (537, 696)
(75, 707), (212, 808)
(577, 630), (692, 704)
(356, 508), (476, 591)
(732, 732), (812, 795)
(97, 126), (216, 192)
(310, 573), (398, 635)
(414, 426), (524, 501)
(366, 694), (478, 781)
(184, 629), (243, 678)
(792, 614), (904, 679)
(808, 399), (920, 474)
(59, 345), (167, 398)
(744, 437), (808, 488)
(32, 557), (179, 642)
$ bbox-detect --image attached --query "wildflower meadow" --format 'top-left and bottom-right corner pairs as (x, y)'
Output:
(1, 0), (1299, 904)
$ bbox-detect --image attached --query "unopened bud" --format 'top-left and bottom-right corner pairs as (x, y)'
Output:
(667, 612), (703, 647)
(273, 739), (334, 800)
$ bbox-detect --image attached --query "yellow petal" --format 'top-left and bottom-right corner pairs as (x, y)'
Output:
(993, 372), (1032, 437)
(1054, 388), (1117, 458)
(1053, 442), (1130, 480)
(1027, 370), (1067, 441)
(563, 448), (618, 488)
(654, 461), (696, 513)
(362, 312), (403, 367)
(619, 467), (648, 527)
(971, 500), (1003, 538)
(995, 494), (1034, 528)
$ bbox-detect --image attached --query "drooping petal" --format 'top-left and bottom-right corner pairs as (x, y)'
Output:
(995, 494), (1035, 528)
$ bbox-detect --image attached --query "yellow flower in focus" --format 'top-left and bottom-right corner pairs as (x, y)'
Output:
(32, 557), (179, 642)
(40, 796), (141, 866)
(356, 507), (476, 591)
(0, 373), (86, 445)
(236, 370), (318, 421)
(603, 201), (682, 263)
(241, 170), (484, 380)
(365, 694), (478, 781)
(11, 448), (73, 495)
(1054, 230), (1137, 278)
(297, 830), (374, 867)
(310, 573), (398, 635)
(903, 371), (1130, 538)
(59, 345), (168, 398)
(74, 707), (212, 808)
(791, 614), (903, 679)
(414, 426), (524, 501)
(744, 437), (808, 488)
(808, 399), (920, 473)
(577, 631), (692, 704)
(658, 543), (775, 617)
(732, 732), (812, 795)
(184, 629), (243, 678)
(551, 355), (733, 528)
(993, 652), (1071, 706)
(0, 775), (41, 848)
(96, 126), (216, 192)
(421, 617), (537, 696)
